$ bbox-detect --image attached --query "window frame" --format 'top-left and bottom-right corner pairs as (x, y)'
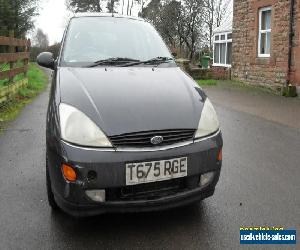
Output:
(258, 6), (272, 58)
(213, 32), (232, 67)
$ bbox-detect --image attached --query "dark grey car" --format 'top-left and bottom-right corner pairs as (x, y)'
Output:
(37, 13), (223, 217)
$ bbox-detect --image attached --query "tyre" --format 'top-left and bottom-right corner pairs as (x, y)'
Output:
(46, 159), (59, 210)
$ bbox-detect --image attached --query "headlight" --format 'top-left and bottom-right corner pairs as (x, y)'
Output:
(194, 98), (220, 139)
(59, 103), (112, 147)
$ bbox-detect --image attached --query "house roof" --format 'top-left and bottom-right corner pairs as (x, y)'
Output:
(213, 19), (233, 34)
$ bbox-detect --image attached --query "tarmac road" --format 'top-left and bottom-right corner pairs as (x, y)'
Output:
(0, 69), (299, 249)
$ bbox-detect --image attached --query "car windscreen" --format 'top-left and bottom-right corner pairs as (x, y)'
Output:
(61, 17), (173, 67)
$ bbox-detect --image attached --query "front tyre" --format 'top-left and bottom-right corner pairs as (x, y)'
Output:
(46, 159), (59, 210)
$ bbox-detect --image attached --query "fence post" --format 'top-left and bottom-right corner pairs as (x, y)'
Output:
(8, 30), (14, 84)
(24, 38), (30, 77)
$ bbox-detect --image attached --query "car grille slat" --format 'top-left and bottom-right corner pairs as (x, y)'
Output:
(160, 135), (192, 142)
(111, 129), (194, 139)
(111, 132), (193, 142)
(109, 129), (196, 147)
(106, 176), (200, 201)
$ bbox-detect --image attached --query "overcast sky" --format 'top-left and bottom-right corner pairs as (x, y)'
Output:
(33, 0), (142, 45)
(32, 0), (71, 45)
(33, 0), (233, 46)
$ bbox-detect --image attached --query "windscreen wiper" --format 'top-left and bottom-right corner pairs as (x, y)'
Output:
(87, 57), (141, 67)
(120, 57), (174, 67)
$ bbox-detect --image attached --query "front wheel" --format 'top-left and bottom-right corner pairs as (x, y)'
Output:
(46, 159), (59, 210)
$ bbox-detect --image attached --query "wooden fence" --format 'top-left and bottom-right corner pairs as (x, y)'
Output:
(0, 31), (30, 105)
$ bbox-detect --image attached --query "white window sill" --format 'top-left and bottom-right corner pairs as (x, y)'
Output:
(212, 63), (231, 68)
(258, 54), (270, 58)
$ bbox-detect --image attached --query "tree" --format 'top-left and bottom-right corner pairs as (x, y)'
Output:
(180, 0), (205, 60)
(106, 0), (120, 13)
(143, 0), (205, 60)
(138, 0), (146, 15)
(140, 0), (161, 23)
(202, 0), (231, 49)
(121, 0), (125, 14)
(65, 0), (102, 12)
(30, 28), (50, 60)
(142, 0), (182, 53)
(33, 28), (49, 49)
(66, 0), (120, 13)
(121, 0), (146, 16)
(0, 0), (38, 37)
(142, 0), (231, 60)
(156, 0), (181, 46)
(48, 42), (61, 59)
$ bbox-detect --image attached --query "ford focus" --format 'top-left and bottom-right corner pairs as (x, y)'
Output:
(37, 13), (223, 217)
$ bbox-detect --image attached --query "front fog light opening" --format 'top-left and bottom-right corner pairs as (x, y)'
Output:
(85, 190), (106, 202)
(199, 172), (215, 187)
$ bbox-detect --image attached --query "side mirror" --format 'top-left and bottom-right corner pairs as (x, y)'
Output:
(37, 52), (55, 69)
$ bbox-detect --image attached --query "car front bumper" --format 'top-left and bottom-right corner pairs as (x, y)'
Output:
(47, 131), (223, 217)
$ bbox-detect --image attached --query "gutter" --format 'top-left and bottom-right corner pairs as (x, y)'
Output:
(287, 0), (295, 86)
(284, 0), (298, 96)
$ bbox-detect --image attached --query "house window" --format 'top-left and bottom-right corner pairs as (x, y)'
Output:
(213, 32), (232, 67)
(258, 7), (272, 57)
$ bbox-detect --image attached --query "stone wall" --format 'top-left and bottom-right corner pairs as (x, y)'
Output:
(232, 0), (300, 89)
(188, 68), (213, 79)
(211, 66), (231, 80)
(0, 79), (28, 107)
(176, 59), (231, 80)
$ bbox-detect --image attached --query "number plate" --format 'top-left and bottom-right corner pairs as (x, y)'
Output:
(126, 157), (187, 186)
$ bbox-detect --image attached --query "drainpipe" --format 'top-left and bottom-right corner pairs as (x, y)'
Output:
(287, 0), (295, 86)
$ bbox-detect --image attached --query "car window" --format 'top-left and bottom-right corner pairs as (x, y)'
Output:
(61, 17), (172, 66)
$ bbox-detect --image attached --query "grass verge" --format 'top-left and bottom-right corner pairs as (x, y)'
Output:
(0, 63), (48, 131)
(196, 79), (218, 86)
(0, 61), (25, 87)
(196, 78), (281, 96)
(215, 80), (281, 95)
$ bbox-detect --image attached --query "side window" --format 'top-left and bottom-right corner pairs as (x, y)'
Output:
(213, 33), (232, 67)
(258, 7), (272, 57)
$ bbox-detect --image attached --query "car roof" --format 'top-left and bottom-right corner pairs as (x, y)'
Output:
(73, 12), (145, 22)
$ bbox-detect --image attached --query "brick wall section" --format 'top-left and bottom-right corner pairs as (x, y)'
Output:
(211, 66), (231, 80)
(183, 66), (231, 80)
(232, 0), (300, 89)
(188, 68), (213, 79)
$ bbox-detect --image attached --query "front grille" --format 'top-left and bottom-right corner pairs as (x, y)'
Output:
(109, 129), (196, 147)
(106, 176), (200, 201)
(120, 178), (185, 200)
